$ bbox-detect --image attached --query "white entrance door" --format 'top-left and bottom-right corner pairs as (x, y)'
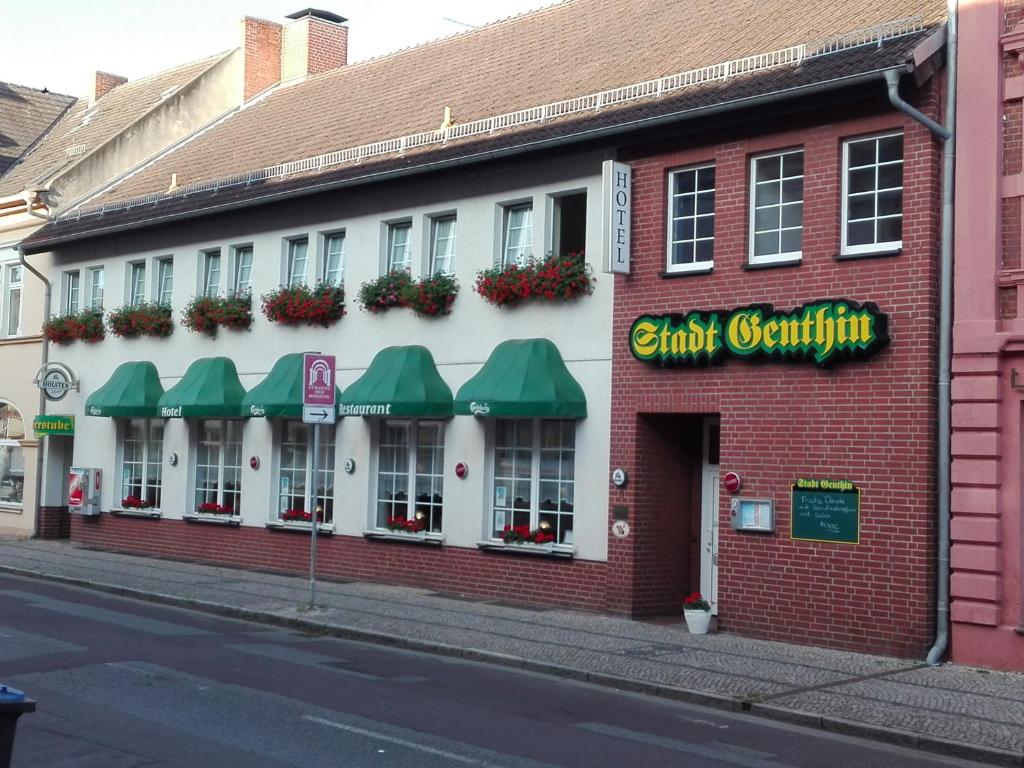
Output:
(699, 418), (720, 615)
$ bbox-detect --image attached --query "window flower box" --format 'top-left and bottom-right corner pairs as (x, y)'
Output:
(357, 270), (412, 313)
(120, 495), (154, 509)
(196, 502), (235, 515)
(182, 293), (252, 336)
(107, 302), (174, 339)
(42, 308), (105, 344)
(357, 271), (459, 316)
(260, 283), (345, 327)
(475, 252), (593, 308)
(281, 508), (328, 524)
(501, 524), (556, 545)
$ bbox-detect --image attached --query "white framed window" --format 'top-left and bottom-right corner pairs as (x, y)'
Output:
(64, 270), (80, 314)
(156, 258), (173, 305)
(375, 420), (444, 532)
(276, 421), (335, 524)
(119, 419), (163, 509)
(323, 233), (345, 285)
(286, 238), (308, 287)
(490, 419), (574, 544)
(502, 204), (533, 266)
(201, 249), (221, 297)
(89, 267), (104, 309)
(232, 246), (253, 294)
(749, 149), (804, 264)
(0, 399), (25, 508)
(3, 264), (22, 337)
(386, 222), (412, 272)
(193, 419), (242, 514)
(429, 216), (456, 275)
(667, 164), (715, 272)
(842, 132), (904, 255)
(128, 262), (145, 306)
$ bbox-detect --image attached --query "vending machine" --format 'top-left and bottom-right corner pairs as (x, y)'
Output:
(68, 467), (102, 516)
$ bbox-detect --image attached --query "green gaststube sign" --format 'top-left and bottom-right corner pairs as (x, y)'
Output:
(33, 414), (74, 438)
(791, 478), (860, 545)
(630, 300), (889, 366)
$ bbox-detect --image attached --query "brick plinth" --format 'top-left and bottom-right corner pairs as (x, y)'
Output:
(609, 91), (943, 657)
(71, 515), (607, 612)
(37, 506), (70, 539)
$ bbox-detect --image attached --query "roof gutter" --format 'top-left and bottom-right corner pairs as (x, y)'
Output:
(23, 65), (911, 254)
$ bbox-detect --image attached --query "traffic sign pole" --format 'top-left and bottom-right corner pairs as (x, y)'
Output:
(309, 421), (320, 609)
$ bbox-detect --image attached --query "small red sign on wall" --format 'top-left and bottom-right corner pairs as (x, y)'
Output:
(303, 353), (336, 407)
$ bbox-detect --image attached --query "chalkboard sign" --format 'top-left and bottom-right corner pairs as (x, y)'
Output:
(790, 478), (860, 544)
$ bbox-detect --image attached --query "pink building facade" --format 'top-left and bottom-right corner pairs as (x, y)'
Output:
(951, 0), (1024, 670)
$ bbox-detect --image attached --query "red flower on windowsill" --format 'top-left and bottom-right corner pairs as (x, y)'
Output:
(501, 524), (556, 545)
(282, 508), (327, 523)
(197, 502), (234, 515)
(120, 495), (153, 509)
(385, 516), (426, 533)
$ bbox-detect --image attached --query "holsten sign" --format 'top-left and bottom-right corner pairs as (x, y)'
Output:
(630, 300), (889, 366)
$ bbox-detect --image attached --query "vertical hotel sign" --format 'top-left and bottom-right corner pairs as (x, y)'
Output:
(603, 160), (631, 274)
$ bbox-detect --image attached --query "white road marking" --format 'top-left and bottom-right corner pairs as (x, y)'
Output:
(303, 714), (507, 767)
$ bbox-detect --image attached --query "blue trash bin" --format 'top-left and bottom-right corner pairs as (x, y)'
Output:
(0, 686), (35, 768)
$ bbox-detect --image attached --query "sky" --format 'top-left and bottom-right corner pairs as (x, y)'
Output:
(1, 0), (559, 97)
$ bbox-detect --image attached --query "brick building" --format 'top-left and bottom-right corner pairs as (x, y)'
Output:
(18, 0), (951, 655)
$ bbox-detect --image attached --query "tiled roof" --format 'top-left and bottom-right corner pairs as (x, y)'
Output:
(0, 82), (75, 179)
(0, 52), (230, 199)
(23, 0), (947, 249)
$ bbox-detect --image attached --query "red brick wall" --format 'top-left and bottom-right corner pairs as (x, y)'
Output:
(91, 71), (127, 104)
(306, 19), (348, 76)
(242, 17), (282, 101)
(71, 515), (607, 612)
(609, 92), (943, 656)
(38, 506), (69, 539)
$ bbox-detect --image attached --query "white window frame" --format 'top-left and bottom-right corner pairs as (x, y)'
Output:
(0, 399), (25, 509)
(666, 164), (715, 273)
(748, 149), (804, 265)
(502, 203), (534, 266)
(201, 249), (221, 297)
(428, 215), (456, 276)
(489, 418), (575, 545)
(88, 266), (105, 309)
(192, 419), (243, 515)
(275, 420), (336, 525)
(286, 238), (308, 287)
(373, 419), (445, 533)
(231, 245), (253, 295)
(386, 221), (412, 272)
(2, 263), (23, 337)
(127, 262), (146, 306)
(841, 131), (904, 256)
(322, 232), (345, 285)
(117, 419), (164, 510)
(64, 270), (81, 314)
(156, 258), (173, 305)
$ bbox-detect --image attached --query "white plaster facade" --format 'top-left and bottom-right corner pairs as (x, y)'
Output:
(40, 151), (613, 561)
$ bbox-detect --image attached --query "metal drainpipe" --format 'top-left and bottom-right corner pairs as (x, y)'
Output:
(21, 193), (52, 538)
(883, 8), (957, 665)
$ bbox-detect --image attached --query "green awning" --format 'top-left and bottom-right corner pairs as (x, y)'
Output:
(242, 353), (341, 417)
(454, 338), (586, 418)
(157, 357), (247, 418)
(85, 361), (164, 418)
(340, 346), (452, 417)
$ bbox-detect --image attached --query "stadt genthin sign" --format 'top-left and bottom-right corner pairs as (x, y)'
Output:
(629, 299), (889, 367)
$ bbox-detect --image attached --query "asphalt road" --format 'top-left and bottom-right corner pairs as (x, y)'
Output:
(0, 573), (985, 768)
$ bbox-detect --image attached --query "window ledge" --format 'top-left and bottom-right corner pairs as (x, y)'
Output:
(477, 541), (574, 559)
(183, 513), (240, 527)
(660, 266), (713, 279)
(0, 505), (24, 514)
(836, 247), (902, 261)
(742, 258), (802, 271)
(266, 520), (334, 535)
(111, 508), (162, 520)
(363, 530), (444, 546)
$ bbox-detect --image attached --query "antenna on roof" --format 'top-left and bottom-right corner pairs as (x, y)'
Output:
(442, 16), (477, 29)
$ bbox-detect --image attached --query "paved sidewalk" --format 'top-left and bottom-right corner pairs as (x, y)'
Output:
(2, 538), (1022, 766)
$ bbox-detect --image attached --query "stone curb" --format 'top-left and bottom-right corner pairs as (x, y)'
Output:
(4, 563), (1023, 768)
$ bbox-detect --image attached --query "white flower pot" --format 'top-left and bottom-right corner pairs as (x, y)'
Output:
(684, 609), (712, 635)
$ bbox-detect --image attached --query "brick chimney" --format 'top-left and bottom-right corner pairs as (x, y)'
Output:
(90, 71), (127, 105)
(241, 16), (283, 101)
(281, 9), (349, 82)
